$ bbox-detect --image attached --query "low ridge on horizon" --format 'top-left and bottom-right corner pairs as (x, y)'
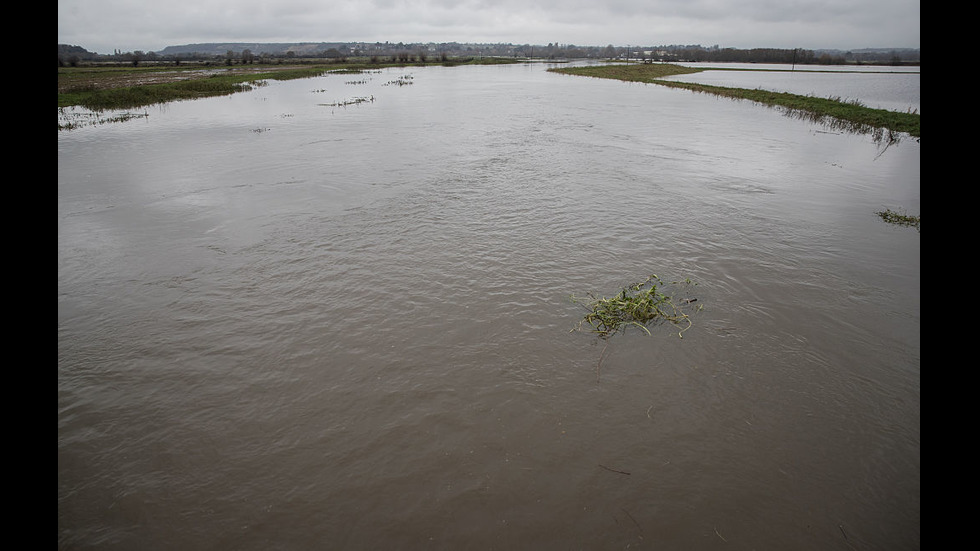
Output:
(61, 41), (921, 57)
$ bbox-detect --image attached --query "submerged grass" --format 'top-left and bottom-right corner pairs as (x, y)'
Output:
(57, 107), (150, 130)
(549, 63), (920, 138)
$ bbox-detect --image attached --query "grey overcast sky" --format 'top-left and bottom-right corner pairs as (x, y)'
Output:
(58, 0), (920, 55)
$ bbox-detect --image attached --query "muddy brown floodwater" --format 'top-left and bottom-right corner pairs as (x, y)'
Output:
(59, 62), (919, 550)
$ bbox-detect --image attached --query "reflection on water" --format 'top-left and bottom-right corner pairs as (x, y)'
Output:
(59, 62), (919, 550)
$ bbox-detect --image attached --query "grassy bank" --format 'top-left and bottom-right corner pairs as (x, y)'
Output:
(59, 65), (328, 110)
(549, 63), (920, 138)
(549, 63), (704, 82)
(58, 58), (522, 111)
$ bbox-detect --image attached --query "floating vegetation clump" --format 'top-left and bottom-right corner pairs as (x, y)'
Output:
(571, 275), (701, 381)
(319, 95), (375, 107)
(875, 208), (920, 231)
(572, 275), (699, 339)
(384, 75), (414, 86)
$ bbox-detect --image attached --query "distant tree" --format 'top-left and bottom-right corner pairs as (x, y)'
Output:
(241, 49), (254, 64)
(58, 54), (80, 67)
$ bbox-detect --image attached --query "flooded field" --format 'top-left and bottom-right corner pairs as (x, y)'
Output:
(667, 62), (920, 114)
(59, 61), (919, 550)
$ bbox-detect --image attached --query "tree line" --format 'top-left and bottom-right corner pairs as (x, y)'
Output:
(58, 43), (920, 68)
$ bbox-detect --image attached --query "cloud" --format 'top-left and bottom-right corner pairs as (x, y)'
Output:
(58, 0), (920, 54)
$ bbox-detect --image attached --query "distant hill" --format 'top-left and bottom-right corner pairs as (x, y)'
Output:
(58, 43), (100, 60)
(156, 43), (349, 56)
(816, 47), (920, 58)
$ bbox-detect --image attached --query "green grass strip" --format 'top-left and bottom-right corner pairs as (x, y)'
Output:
(550, 63), (919, 138)
(550, 63), (704, 82)
(58, 67), (332, 110)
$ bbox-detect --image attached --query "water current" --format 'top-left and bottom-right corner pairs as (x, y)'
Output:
(58, 61), (920, 550)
